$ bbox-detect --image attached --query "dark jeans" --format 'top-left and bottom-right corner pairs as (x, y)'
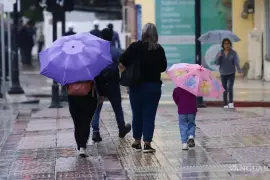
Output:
(68, 92), (98, 150)
(38, 41), (44, 54)
(20, 46), (33, 65)
(92, 83), (125, 132)
(129, 82), (161, 142)
(221, 73), (235, 105)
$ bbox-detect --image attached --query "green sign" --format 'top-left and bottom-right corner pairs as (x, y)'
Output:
(155, 0), (195, 66)
(155, 0), (232, 70)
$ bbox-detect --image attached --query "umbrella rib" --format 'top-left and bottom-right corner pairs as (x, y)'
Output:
(62, 55), (70, 84)
(79, 54), (92, 80)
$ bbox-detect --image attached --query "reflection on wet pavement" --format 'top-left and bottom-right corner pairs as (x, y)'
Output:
(1, 105), (270, 179)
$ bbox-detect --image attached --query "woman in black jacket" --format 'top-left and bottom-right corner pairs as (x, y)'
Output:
(68, 75), (106, 157)
(119, 23), (167, 153)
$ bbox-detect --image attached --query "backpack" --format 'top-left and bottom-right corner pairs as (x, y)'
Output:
(67, 81), (95, 96)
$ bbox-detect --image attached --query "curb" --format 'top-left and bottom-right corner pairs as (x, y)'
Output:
(205, 101), (270, 107)
(8, 99), (40, 105)
(25, 94), (270, 107)
(20, 99), (40, 104)
(6, 94), (40, 104)
(26, 94), (51, 98)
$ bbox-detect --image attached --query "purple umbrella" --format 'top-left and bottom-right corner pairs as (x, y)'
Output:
(39, 32), (112, 85)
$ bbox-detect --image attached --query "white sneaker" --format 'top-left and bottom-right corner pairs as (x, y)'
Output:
(224, 105), (229, 109)
(182, 143), (189, 150)
(228, 103), (234, 109)
(78, 148), (88, 157)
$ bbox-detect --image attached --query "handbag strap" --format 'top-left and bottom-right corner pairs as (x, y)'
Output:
(91, 83), (95, 97)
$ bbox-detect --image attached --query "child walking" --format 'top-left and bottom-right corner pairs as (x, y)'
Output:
(173, 87), (197, 150)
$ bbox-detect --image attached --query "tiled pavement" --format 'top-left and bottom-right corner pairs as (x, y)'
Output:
(2, 104), (270, 179)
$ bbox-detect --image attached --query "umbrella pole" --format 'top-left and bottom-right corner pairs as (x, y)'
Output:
(195, 0), (206, 108)
(49, 5), (62, 109)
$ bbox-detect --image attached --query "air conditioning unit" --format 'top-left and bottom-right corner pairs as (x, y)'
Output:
(241, 0), (255, 19)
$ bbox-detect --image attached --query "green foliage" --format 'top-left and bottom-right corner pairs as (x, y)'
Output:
(21, 0), (43, 22)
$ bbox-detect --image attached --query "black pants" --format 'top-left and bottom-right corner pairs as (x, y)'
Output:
(38, 42), (44, 54)
(221, 73), (235, 105)
(20, 46), (33, 65)
(68, 92), (98, 150)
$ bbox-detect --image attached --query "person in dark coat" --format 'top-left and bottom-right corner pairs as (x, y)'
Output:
(37, 31), (44, 54)
(18, 20), (35, 65)
(119, 23), (167, 153)
(90, 20), (101, 38)
(91, 28), (131, 142)
(64, 23), (76, 36)
(68, 75), (106, 157)
(108, 23), (121, 49)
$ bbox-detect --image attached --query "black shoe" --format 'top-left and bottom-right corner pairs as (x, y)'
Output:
(132, 143), (142, 152)
(92, 132), (102, 142)
(143, 144), (156, 153)
(119, 123), (131, 138)
(188, 138), (195, 148)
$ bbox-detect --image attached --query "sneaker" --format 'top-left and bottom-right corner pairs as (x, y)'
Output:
(228, 103), (234, 109)
(92, 131), (102, 142)
(119, 123), (131, 138)
(182, 143), (189, 150)
(132, 143), (142, 152)
(188, 138), (195, 148)
(224, 105), (229, 109)
(78, 148), (88, 157)
(143, 144), (156, 153)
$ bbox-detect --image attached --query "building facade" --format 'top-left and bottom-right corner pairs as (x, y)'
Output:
(235, 0), (270, 81)
(124, 0), (270, 80)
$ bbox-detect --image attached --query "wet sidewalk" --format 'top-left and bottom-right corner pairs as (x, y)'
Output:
(1, 103), (270, 179)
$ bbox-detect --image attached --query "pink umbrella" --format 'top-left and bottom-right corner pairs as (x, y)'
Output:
(167, 63), (224, 98)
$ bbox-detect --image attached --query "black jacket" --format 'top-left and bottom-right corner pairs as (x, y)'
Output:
(90, 29), (101, 38)
(119, 41), (167, 84)
(64, 31), (76, 36)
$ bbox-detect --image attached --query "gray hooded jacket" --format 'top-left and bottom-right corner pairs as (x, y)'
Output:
(215, 49), (242, 75)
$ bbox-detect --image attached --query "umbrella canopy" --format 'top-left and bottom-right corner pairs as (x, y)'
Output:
(167, 63), (224, 98)
(39, 32), (112, 85)
(198, 30), (240, 44)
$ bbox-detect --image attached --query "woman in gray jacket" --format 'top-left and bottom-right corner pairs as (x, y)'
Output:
(216, 38), (242, 109)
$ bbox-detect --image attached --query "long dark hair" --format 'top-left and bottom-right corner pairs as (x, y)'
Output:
(221, 38), (232, 49)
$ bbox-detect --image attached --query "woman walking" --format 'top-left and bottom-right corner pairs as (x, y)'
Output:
(216, 38), (242, 109)
(119, 23), (167, 153)
(68, 76), (106, 157)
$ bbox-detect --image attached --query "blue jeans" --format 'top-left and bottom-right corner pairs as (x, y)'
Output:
(129, 82), (161, 142)
(92, 83), (125, 132)
(178, 114), (196, 143)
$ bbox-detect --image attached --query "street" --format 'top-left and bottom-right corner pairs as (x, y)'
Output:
(1, 97), (270, 179)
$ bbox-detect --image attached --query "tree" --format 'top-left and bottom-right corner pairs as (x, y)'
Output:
(21, 0), (43, 22)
